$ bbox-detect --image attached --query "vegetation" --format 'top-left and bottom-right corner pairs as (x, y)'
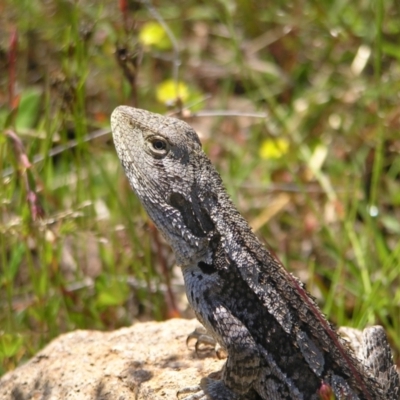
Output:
(1, 0), (399, 376)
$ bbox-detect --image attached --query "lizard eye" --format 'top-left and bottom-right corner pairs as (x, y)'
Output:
(153, 139), (166, 150)
(147, 136), (170, 158)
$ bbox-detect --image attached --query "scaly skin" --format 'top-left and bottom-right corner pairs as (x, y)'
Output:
(111, 106), (399, 400)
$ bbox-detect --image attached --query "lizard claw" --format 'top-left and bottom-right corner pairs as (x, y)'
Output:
(177, 385), (208, 400)
(186, 327), (227, 359)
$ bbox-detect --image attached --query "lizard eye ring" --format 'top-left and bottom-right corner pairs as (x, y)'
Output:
(147, 136), (170, 158)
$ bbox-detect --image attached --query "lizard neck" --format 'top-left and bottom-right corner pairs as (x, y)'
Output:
(181, 168), (263, 271)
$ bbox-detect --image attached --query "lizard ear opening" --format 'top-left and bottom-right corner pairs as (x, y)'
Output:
(146, 136), (170, 158)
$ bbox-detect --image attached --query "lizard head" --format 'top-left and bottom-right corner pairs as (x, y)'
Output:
(111, 106), (221, 266)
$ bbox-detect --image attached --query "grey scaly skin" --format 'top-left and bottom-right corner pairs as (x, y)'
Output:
(111, 106), (399, 400)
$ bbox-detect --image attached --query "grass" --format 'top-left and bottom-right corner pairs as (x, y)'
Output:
(1, 0), (399, 375)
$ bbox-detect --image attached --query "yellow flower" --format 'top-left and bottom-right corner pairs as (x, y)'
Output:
(259, 138), (289, 159)
(156, 80), (189, 105)
(138, 22), (171, 50)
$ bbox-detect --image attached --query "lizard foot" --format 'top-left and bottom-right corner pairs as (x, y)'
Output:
(186, 327), (227, 359)
(177, 385), (207, 400)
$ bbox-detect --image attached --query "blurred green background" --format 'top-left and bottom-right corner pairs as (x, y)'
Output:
(1, 0), (399, 375)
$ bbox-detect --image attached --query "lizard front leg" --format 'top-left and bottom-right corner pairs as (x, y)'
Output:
(202, 304), (261, 399)
(179, 303), (261, 400)
(182, 266), (262, 399)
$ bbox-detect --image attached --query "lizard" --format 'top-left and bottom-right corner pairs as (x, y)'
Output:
(110, 105), (399, 400)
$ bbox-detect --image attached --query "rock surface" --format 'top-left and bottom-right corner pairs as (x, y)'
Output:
(0, 319), (224, 400)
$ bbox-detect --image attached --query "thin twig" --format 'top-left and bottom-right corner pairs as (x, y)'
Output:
(2, 108), (269, 180)
(2, 128), (111, 178)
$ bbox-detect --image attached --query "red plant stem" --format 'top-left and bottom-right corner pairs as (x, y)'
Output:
(5, 130), (44, 221)
(119, 0), (129, 32)
(8, 28), (18, 110)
